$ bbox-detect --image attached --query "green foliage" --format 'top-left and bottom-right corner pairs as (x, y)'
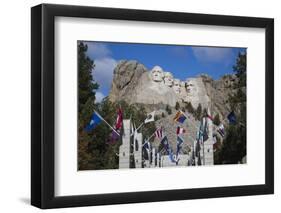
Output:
(166, 105), (172, 115)
(215, 123), (246, 164)
(195, 104), (202, 120)
(215, 51), (247, 164)
(79, 96), (157, 170)
(78, 42), (99, 114)
(175, 101), (180, 110)
(202, 108), (207, 117)
(213, 113), (221, 126)
(233, 52), (246, 87)
(185, 102), (195, 115)
(77, 42), (119, 170)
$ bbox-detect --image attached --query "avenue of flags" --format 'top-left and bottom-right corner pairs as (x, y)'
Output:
(85, 107), (238, 164)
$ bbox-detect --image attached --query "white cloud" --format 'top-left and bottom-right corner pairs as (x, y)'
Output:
(85, 42), (112, 59)
(82, 42), (117, 96)
(92, 57), (117, 92)
(95, 91), (105, 103)
(191, 47), (234, 63)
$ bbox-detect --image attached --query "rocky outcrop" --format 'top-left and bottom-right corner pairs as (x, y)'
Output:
(201, 74), (239, 119)
(109, 60), (239, 120)
(108, 60), (242, 150)
(109, 60), (177, 106)
(109, 60), (147, 103)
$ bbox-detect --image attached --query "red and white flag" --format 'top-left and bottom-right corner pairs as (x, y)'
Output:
(115, 108), (123, 130)
(108, 108), (123, 144)
(176, 126), (186, 135)
(154, 127), (163, 139)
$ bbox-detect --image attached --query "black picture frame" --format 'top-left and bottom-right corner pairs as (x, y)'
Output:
(31, 3), (274, 209)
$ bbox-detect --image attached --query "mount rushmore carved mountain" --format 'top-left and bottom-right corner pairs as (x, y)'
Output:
(108, 60), (241, 149)
(109, 60), (239, 118)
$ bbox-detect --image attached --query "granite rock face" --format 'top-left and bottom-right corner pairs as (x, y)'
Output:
(109, 60), (177, 106)
(109, 60), (240, 149)
(109, 60), (238, 119)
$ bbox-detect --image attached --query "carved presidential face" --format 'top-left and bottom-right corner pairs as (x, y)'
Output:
(164, 72), (174, 87)
(186, 79), (197, 93)
(151, 66), (164, 82)
(180, 81), (186, 88)
(173, 79), (181, 94)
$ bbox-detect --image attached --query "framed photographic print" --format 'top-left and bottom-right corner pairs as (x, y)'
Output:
(31, 4), (274, 209)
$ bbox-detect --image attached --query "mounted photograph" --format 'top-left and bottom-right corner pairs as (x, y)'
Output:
(78, 41), (247, 170)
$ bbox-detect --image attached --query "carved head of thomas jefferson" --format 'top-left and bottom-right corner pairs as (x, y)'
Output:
(173, 79), (181, 94)
(164, 72), (174, 87)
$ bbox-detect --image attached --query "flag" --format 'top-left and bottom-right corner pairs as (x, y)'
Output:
(217, 123), (225, 137)
(144, 111), (155, 123)
(160, 136), (176, 163)
(115, 108), (123, 130)
(207, 114), (213, 121)
(160, 136), (169, 151)
(227, 111), (237, 124)
(198, 118), (208, 142)
(108, 130), (120, 144)
(176, 126), (186, 135)
(143, 141), (151, 152)
(84, 111), (102, 131)
(198, 119), (204, 139)
(202, 119), (209, 142)
(154, 127), (163, 139)
(169, 149), (177, 163)
(176, 136), (184, 156)
(109, 108), (123, 143)
(173, 111), (187, 123)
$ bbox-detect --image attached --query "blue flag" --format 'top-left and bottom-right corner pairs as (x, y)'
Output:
(143, 141), (151, 153)
(176, 136), (184, 156)
(169, 149), (177, 163)
(227, 111), (237, 124)
(85, 112), (102, 132)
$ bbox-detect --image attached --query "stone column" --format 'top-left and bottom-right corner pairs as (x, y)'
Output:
(157, 153), (161, 167)
(119, 119), (131, 169)
(151, 148), (156, 168)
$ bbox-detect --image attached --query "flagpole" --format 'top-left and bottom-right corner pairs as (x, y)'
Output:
(135, 122), (144, 132)
(141, 127), (159, 146)
(180, 110), (200, 129)
(94, 110), (120, 136)
(147, 130), (156, 141)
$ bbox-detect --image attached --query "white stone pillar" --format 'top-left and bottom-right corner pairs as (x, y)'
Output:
(119, 120), (131, 169)
(151, 148), (156, 168)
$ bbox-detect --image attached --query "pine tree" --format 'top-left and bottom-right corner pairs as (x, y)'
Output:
(78, 42), (99, 115)
(213, 113), (221, 126)
(195, 104), (202, 120)
(175, 101), (180, 110)
(78, 41), (101, 170)
(233, 52), (246, 87)
(166, 105), (172, 115)
(185, 102), (195, 115)
(215, 51), (247, 164)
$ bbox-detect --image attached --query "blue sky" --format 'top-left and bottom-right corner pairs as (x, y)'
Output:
(83, 41), (246, 102)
